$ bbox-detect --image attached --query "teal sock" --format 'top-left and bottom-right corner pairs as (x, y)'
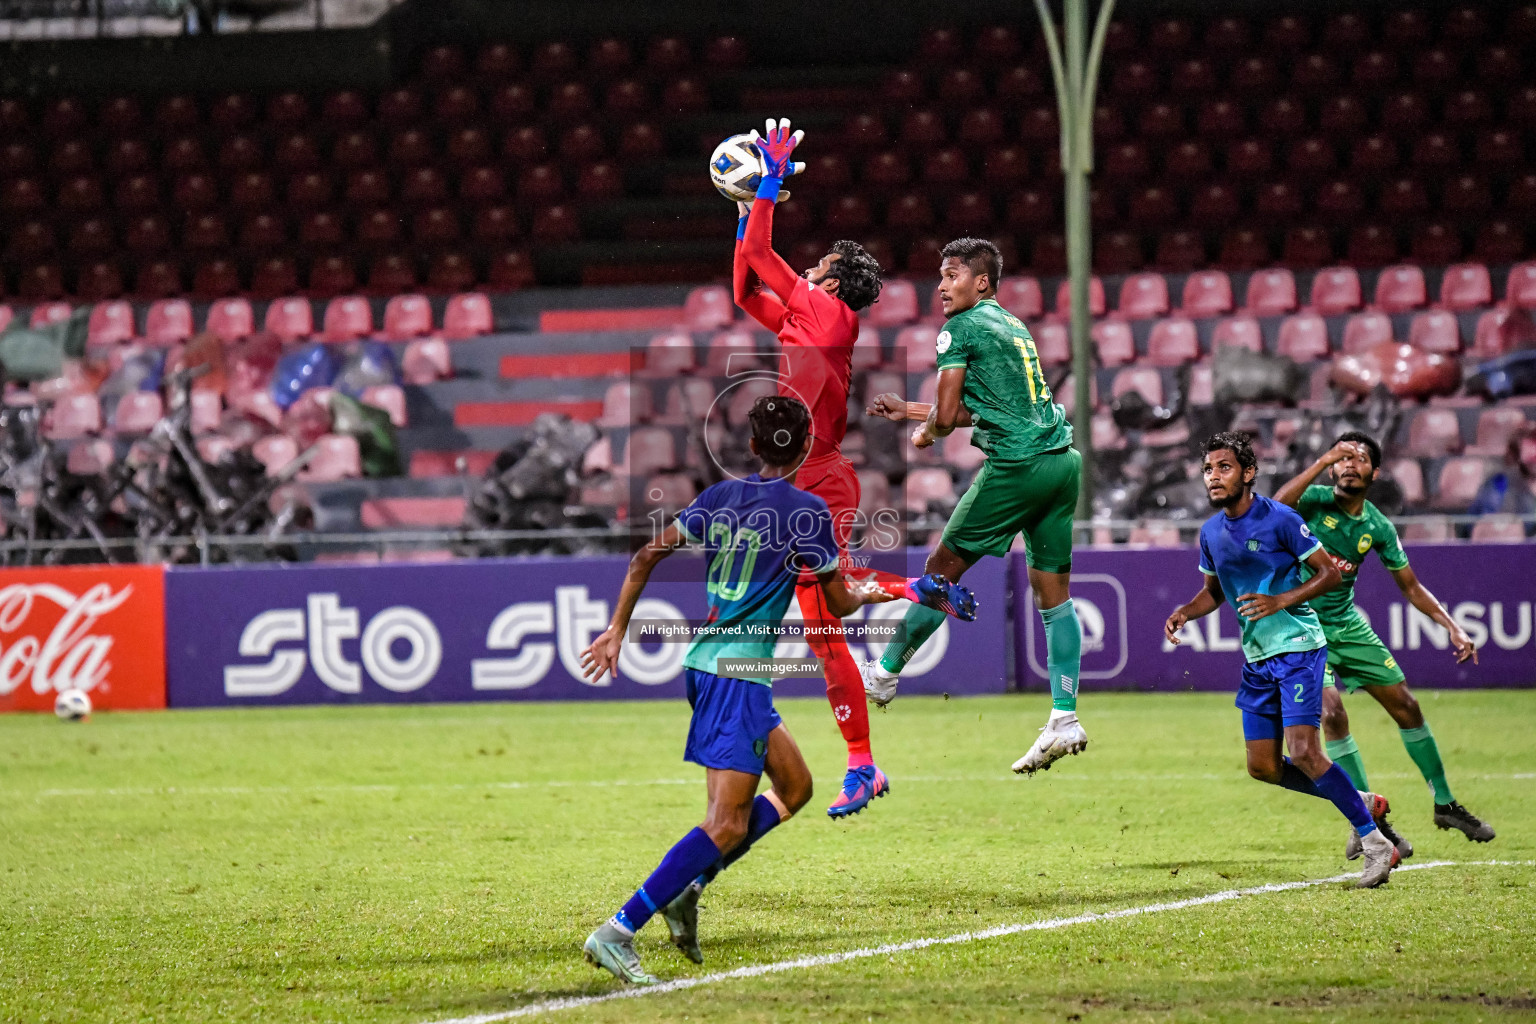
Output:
(1400, 724), (1454, 804)
(878, 603), (947, 675)
(1324, 735), (1369, 791)
(1041, 599), (1081, 712)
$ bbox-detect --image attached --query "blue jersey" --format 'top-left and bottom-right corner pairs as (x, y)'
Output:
(675, 473), (839, 683)
(1198, 494), (1328, 663)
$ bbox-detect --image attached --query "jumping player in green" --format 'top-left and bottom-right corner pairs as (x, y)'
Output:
(864, 237), (1086, 774)
(1275, 430), (1495, 856)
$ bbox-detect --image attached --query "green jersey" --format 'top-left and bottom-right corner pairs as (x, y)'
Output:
(935, 297), (1073, 460)
(1295, 485), (1410, 626)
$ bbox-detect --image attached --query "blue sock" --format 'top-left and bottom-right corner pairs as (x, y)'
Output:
(1276, 757), (1323, 797)
(699, 794), (783, 887)
(613, 827), (722, 934)
(1310, 762), (1379, 836)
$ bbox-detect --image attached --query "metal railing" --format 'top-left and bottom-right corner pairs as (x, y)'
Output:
(0, 0), (404, 37)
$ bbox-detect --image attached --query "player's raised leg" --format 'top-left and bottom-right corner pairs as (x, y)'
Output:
(1324, 684), (1414, 861)
(663, 722), (812, 962)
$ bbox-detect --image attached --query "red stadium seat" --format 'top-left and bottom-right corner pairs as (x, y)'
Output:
(1243, 269), (1297, 316)
(1350, 135), (1398, 175)
(1181, 271), (1234, 318)
(296, 435), (362, 483)
(996, 277), (1043, 319)
(1155, 230), (1206, 271)
(1508, 261), (1536, 309)
(18, 266), (66, 302)
(1315, 179), (1365, 218)
(382, 294), (433, 340)
(77, 262), (124, 302)
(250, 257), (300, 300)
(331, 131), (377, 170)
(87, 301), (136, 346)
(1467, 407), (1531, 457)
(1410, 224), (1461, 266)
(29, 301), (72, 328)
(145, 299), (193, 345)
(237, 213), (287, 251)
(1442, 174), (1493, 216)
(113, 391), (164, 435)
(487, 251), (534, 291)
(1408, 310), (1461, 354)
(1112, 366), (1165, 405)
(1373, 264), (1428, 312)
(264, 296), (313, 342)
(1346, 224), (1400, 267)
(1438, 263), (1492, 311)
(1056, 276), (1106, 317)
(182, 212), (228, 251)
(1277, 313), (1330, 361)
(299, 211), (345, 247)
(441, 292), (492, 339)
(1090, 318), (1134, 366)
(1433, 457), (1490, 510)
(192, 260), (241, 300)
(1475, 222), (1524, 265)
(1031, 320), (1070, 364)
(402, 338), (451, 384)
(43, 393), (101, 441)
(869, 279), (919, 327)
(322, 296), (373, 342)
(1407, 409), (1463, 457)
(369, 254), (419, 294)
(1147, 317), (1200, 365)
(1309, 267), (1362, 315)
(1190, 182), (1241, 222)
(413, 207), (462, 245)
(1342, 311), (1394, 353)
(1118, 273), (1169, 319)
(1212, 316), (1263, 353)
(134, 261), (182, 301)
(206, 297), (254, 341)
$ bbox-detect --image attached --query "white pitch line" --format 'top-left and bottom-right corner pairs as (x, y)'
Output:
(27, 771), (1536, 799)
(420, 860), (1534, 1024)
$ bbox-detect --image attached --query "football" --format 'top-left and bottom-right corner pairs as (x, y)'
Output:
(709, 132), (764, 203)
(54, 688), (92, 721)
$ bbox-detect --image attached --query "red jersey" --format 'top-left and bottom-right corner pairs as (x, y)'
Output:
(734, 198), (858, 461)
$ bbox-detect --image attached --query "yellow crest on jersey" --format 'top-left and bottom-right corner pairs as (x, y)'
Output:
(1357, 534), (1372, 554)
(1323, 515), (1339, 529)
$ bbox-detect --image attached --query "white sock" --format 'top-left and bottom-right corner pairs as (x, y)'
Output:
(1048, 708), (1077, 723)
(872, 664), (898, 681)
(606, 915), (635, 937)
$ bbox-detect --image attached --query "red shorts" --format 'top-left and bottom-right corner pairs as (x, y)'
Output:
(795, 452), (860, 569)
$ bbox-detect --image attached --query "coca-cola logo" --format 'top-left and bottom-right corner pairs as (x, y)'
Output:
(0, 582), (133, 696)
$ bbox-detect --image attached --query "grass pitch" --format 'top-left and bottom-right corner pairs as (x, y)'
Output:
(2, 691), (1533, 1024)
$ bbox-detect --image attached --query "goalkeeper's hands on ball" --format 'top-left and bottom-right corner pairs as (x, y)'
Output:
(749, 117), (807, 202)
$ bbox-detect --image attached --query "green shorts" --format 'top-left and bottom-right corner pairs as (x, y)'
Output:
(941, 446), (1079, 572)
(1322, 616), (1406, 692)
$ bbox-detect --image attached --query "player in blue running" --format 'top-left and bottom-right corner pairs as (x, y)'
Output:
(579, 395), (975, 983)
(1164, 432), (1400, 888)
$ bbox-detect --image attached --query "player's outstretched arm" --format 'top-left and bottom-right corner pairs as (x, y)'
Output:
(815, 568), (897, 620)
(740, 118), (809, 303)
(1165, 574), (1223, 644)
(733, 200), (788, 331)
(1390, 565), (1479, 664)
(912, 368), (973, 448)
(579, 523), (688, 683)
(1274, 441), (1366, 507)
(1236, 548), (1341, 621)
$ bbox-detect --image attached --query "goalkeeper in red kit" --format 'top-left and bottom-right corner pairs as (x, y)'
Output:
(731, 119), (976, 818)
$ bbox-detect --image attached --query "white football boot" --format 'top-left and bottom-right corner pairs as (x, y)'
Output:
(860, 659), (900, 707)
(1012, 712), (1089, 774)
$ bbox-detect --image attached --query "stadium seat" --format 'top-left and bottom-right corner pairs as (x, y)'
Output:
(87, 301), (136, 346)
(322, 296), (373, 342)
(1411, 224), (1462, 266)
(1432, 457), (1490, 510)
(903, 467), (957, 512)
(1438, 263), (1492, 311)
(682, 285), (733, 331)
(862, 279), (915, 327)
(1373, 264), (1428, 312)
(1470, 516), (1527, 542)
(264, 296), (314, 342)
(67, 438), (116, 475)
(1128, 521), (1182, 547)
(402, 338), (451, 384)
(145, 299), (193, 345)
(30, 302), (72, 328)
(646, 330), (696, 376)
(1242, 268), (1298, 316)
(996, 277), (1043, 319)
(1406, 408), (1463, 457)
(1342, 312), (1395, 353)
(1056, 276), (1106, 317)
(1408, 311), (1461, 354)
(1282, 226), (1333, 268)
(382, 294), (433, 340)
(251, 434), (298, 475)
(656, 378), (719, 426)
(359, 385), (407, 428)
(1473, 307), (1536, 359)
(1147, 318), (1200, 365)
(888, 325), (933, 372)
(1090, 319), (1135, 366)
(1212, 316), (1263, 353)
(1308, 267), (1362, 315)
(1277, 313), (1331, 361)
(113, 391), (164, 435)
(43, 393), (101, 440)
(0, 305), (12, 333)
(1180, 270), (1234, 318)
(368, 254), (418, 294)
(1506, 262), (1536, 309)
(1386, 458), (1425, 507)
(1031, 320), (1070, 365)
(598, 381), (652, 427)
(436, 292), (490, 339)
(1466, 407), (1531, 456)
(189, 390), (223, 434)
(297, 434), (362, 482)
(623, 426), (678, 478)
(704, 327), (762, 375)
(1118, 273), (1169, 319)
(1112, 366), (1165, 405)
(204, 298), (253, 342)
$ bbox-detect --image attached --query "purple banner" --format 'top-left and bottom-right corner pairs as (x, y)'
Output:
(165, 552), (1008, 707)
(1013, 544), (1536, 692)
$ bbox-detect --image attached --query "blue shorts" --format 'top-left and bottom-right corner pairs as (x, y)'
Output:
(1236, 647), (1327, 742)
(683, 668), (782, 775)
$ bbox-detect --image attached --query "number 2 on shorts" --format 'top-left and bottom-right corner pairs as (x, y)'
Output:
(1293, 682), (1305, 703)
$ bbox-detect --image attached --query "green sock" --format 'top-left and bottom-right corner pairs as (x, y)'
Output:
(1400, 724), (1454, 804)
(1041, 599), (1081, 712)
(1324, 735), (1369, 791)
(878, 603), (947, 675)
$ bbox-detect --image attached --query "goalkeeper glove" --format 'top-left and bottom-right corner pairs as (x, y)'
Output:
(750, 117), (805, 203)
